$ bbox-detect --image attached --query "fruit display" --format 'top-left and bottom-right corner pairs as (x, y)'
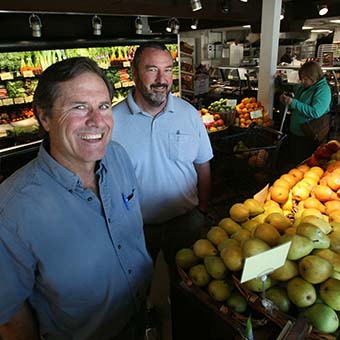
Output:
(199, 108), (228, 133)
(176, 139), (340, 337)
(235, 97), (272, 128)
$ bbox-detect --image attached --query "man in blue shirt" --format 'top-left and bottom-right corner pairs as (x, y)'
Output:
(112, 43), (213, 266)
(0, 57), (152, 340)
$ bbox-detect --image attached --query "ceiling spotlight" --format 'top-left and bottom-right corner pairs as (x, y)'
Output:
(280, 6), (285, 20)
(191, 0), (202, 12)
(221, 0), (231, 13)
(29, 14), (42, 38)
(135, 16), (143, 34)
(318, 4), (328, 16)
(92, 15), (102, 36)
(166, 17), (180, 34)
(240, 0), (248, 2)
(191, 19), (198, 30)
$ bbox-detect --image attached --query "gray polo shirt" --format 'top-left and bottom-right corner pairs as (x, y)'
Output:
(112, 92), (213, 224)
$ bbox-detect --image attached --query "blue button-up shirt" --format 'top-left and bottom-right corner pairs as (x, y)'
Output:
(0, 140), (152, 339)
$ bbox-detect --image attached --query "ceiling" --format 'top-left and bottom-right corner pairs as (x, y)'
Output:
(0, 0), (339, 47)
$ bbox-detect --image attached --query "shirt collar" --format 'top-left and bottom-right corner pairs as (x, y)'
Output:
(126, 89), (175, 115)
(37, 139), (107, 192)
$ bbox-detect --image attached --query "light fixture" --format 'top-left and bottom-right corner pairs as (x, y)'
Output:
(221, 0), (231, 13)
(92, 15), (102, 36)
(166, 17), (180, 34)
(318, 4), (328, 16)
(135, 16), (143, 34)
(280, 6), (285, 20)
(29, 14), (42, 38)
(240, 0), (248, 2)
(191, 19), (198, 30)
(191, 0), (202, 12)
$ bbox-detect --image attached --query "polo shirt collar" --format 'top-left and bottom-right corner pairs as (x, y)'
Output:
(126, 89), (175, 115)
(37, 139), (106, 192)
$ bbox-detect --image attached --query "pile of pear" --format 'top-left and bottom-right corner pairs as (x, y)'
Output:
(176, 157), (340, 334)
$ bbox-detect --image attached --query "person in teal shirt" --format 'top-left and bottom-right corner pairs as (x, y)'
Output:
(280, 61), (331, 166)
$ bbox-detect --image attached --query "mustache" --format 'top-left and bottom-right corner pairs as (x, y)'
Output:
(150, 83), (168, 89)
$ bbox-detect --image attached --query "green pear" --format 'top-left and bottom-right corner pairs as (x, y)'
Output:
(243, 276), (272, 292)
(220, 244), (243, 272)
(298, 255), (332, 284)
(188, 264), (211, 287)
(231, 229), (251, 243)
(265, 212), (292, 233)
(175, 248), (199, 269)
(251, 213), (267, 224)
(320, 278), (340, 311)
(300, 303), (339, 334)
(208, 279), (231, 302)
(217, 238), (239, 252)
(331, 270), (340, 280)
(296, 223), (330, 249)
(193, 239), (217, 258)
(207, 226), (228, 246)
(218, 217), (242, 236)
(204, 256), (228, 280)
(253, 223), (281, 247)
(226, 291), (247, 313)
(243, 198), (264, 216)
(279, 234), (314, 260)
(287, 277), (316, 308)
(313, 248), (340, 272)
(299, 215), (332, 234)
(242, 237), (270, 258)
(270, 259), (298, 281)
(266, 287), (291, 313)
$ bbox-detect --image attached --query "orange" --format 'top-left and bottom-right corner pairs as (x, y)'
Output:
(296, 164), (310, 173)
(327, 172), (340, 191)
(304, 170), (320, 183)
(280, 173), (297, 188)
(273, 178), (290, 189)
(288, 168), (304, 182)
(309, 166), (324, 178)
(270, 185), (289, 204)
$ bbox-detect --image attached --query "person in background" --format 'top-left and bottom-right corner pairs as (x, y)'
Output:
(280, 60), (331, 167)
(112, 42), (213, 268)
(280, 47), (293, 64)
(0, 57), (152, 340)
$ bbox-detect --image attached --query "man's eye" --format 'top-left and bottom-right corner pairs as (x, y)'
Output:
(100, 103), (111, 110)
(148, 67), (158, 72)
(74, 104), (87, 110)
(165, 68), (173, 73)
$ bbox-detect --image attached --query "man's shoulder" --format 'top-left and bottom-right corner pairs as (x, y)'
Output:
(112, 98), (129, 112)
(171, 95), (198, 114)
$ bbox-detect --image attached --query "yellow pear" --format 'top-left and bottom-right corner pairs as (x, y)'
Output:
(207, 226), (229, 246)
(270, 259), (298, 281)
(329, 211), (340, 223)
(284, 226), (297, 235)
(193, 239), (218, 258)
(299, 255), (332, 284)
(328, 230), (340, 253)
(320, 278), (340, 311)
(330, 221), (340, 233)
(241, 219), (259, 233)
(220, 244), (243, 272)
(231, 229), (251, 243)
(287, 277), (316, 308)
(218, 217), (242, 236)
(243, 198), (264, 216)
(313, 248), (340, 272)
(296, 223), (330, 249)
(250, 213), (267, 224)
(242, 237), (270, 258)
(281, 190), (293, 211)
(229, 203), (250, 223)
(217, 238), (240, 252)
(299, 215), (332, 235)
(253, 223), (281, 246)
(265, 212), (292, 233)
(279, 234), (314, 260)
(300, 208), (323, 219)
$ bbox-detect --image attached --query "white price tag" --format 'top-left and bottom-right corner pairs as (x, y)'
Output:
(22, 70), (34, 77)
(0, 100), (3, 106)
(202, 114), (214, 124)
(123, 61), (131, 67)
(114, 82), (122, 89)
(122, 82), (131, 88)
(14, 97), (25, 104)
(227, 99), (237, 107)
(250, 109), (263, 119)
(2, 98), (14, 106)
(0, 72), (13, 81)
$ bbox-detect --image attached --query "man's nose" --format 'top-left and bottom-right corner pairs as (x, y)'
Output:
(87, 109), (104, 126)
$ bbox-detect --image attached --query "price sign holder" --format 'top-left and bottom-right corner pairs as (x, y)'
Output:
(240, 241), (291, 311)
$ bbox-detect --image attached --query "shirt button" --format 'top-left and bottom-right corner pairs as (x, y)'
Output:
(118, 244), (122, 250)
(87, 197), (93, 201)
(68, 189), (73, 193)
(128, 269), (132, 274)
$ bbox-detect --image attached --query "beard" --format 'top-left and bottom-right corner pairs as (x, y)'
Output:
(138, 81), (170, 107)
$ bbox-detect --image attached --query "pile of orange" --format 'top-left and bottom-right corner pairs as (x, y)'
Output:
(235, 97), (272, 128)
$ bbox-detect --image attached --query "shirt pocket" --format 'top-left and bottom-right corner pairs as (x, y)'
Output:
(169, 132), (199, 162)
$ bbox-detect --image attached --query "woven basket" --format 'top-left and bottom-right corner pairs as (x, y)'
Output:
(232, 275), (337, 340)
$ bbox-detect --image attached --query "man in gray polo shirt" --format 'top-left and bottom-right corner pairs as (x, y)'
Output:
(112, 42), (213, 266)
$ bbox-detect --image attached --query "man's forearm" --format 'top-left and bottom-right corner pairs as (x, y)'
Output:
(194, 161), (212, 212)
(0, 303), (39, 340)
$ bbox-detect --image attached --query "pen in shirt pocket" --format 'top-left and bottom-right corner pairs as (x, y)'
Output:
(121, 188), (135, 210)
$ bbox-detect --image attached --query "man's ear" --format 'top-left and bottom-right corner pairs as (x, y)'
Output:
(37, 110), (50, 132)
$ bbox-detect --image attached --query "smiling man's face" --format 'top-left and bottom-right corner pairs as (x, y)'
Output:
(39, 71), (113, 173)
(133, 47), (173, 107)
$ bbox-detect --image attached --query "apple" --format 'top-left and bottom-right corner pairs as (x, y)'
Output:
(215, 119), (225, 126)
